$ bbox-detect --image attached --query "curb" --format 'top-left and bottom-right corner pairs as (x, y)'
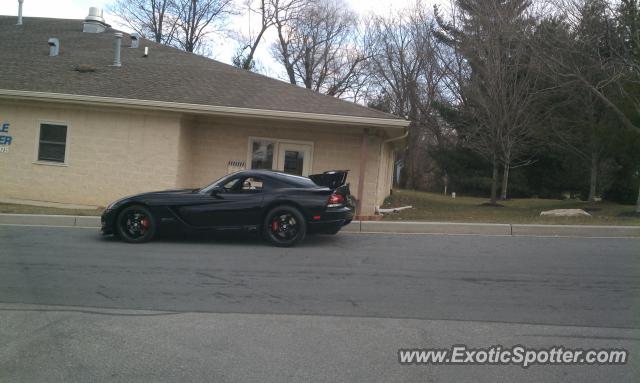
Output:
(0, 214), (639, 237)
(350, 221), (640, 237)
(360, 221), (511, 235)
(0, 214), (101, 228)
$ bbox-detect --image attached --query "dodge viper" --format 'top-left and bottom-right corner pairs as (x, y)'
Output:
(101, 170), (355, 246)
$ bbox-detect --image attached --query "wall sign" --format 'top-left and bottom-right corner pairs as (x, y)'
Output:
(0, 122), (12, 153)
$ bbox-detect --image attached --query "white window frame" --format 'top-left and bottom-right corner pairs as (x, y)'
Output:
(247, 136), (314, 174)
(34, 119), (70, 166)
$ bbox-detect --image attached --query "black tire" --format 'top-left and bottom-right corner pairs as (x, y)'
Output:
(263, 205), (306, 247)
(116, 205), (157, 243)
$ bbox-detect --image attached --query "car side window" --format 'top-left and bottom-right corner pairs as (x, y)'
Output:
(240, 177), (263, 192)
(222, 176), (264, 194)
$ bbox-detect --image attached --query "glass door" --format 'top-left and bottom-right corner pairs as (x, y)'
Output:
(276, 143), (312, 176)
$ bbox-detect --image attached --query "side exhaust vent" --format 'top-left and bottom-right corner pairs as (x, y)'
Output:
(130, 33), (140, 48)
(48, 38), (59, 56)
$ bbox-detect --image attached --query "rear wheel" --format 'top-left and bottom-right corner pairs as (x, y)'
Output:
(263, 206), (306, 247)
(116, 205), (156, 243)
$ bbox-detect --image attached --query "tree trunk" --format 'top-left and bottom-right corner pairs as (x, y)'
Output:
(588, 149), (598, 202)
(242, 26), (269, 70)
(636, 182), (640, 213)
(500, 162), (510, 200)
(490, 155), (499, 204)
(403, 141), (416, 189)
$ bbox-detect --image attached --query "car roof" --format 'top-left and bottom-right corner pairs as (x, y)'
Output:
(235, 170), (318, 187)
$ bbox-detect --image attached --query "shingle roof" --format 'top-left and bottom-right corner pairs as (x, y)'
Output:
(0, 16), (402, 121)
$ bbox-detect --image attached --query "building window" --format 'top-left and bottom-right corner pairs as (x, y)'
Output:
(38, 123), (67, 163)
(248, 137), (314, 176)
(250, 140), (274, 170)
(283, 150), (304, 176)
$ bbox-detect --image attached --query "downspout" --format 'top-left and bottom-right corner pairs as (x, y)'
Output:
(374, 129), (408, 214)
(355, 129), (370, 217)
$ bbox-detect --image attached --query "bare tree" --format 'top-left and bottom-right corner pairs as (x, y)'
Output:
(233, 0), (306, 70)
(534, 0), (636, 202)
(109, 0), (178, 44)
(436, 0), (539, 203)
(271, 0), (300, 83)
(271, 0), (368, 98)
(364, 3), (448, 189)
(614, 0), (640, 212)
(541, 79), (617, 202)
(173, 0), (235, 53)
(233, 0), (276, 70)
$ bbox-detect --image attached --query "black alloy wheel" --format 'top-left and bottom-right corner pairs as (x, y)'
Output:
(263, 205), (306, 247)
(116, 205), (157, 243)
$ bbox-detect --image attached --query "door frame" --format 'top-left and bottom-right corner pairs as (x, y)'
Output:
(247, 136), (314, 175)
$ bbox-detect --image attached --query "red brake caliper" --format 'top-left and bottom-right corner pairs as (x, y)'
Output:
(141, 218), (150, 230)
(271, 220), (279, 232)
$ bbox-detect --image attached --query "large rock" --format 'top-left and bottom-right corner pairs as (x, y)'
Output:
(540, 209), (591, 217)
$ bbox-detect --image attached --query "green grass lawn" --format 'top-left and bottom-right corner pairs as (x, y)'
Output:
(382, 190), (640, 226)
(0, 203), (103, 216)
(1, 192), (638, 226)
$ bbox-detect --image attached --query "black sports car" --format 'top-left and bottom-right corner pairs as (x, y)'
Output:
(101, 170), (355, 246)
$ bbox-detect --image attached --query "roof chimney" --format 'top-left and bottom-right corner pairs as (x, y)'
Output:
(48, 38), (59, 56)
(17, 0), (24, 25)
(83, 7), (109, 33)
(112, 33), (123, 67)
(130, 33), (140, 49)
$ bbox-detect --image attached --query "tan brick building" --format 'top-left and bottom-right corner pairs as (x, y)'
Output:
(0, 13), (408, 217)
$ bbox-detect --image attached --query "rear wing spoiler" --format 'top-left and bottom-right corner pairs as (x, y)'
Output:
(308, 170), (349, 190)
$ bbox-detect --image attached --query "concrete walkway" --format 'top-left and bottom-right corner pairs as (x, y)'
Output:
(1, 213), (639, 237)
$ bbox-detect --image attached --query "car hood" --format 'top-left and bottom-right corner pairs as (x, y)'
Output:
(106, 188), (199, 209)
(309, 170), (348, 190)
(135, 188), (199, 198)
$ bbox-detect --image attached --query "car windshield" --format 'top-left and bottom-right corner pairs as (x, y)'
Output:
(198, 173), (238, 193)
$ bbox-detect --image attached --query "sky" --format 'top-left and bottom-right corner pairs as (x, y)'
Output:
(0, 0), (443, 80)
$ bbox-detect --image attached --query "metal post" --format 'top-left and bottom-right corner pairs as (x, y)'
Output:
(113, 33), (123, 67)
(17, 0), (24, 25)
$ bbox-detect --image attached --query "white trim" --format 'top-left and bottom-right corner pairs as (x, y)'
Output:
(0, 89), (410, 128)
(34, 119), (70, 165)
(247, 136), (315, 175)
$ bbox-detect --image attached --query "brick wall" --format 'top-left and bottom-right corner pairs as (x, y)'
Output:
(0, 101), (397, 215)
(0, 101), (181, 207)
(184, 118), (388, 216)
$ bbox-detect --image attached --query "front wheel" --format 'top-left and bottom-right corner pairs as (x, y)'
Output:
(263, 205), (306, 247)
(116, 205), (157, 243)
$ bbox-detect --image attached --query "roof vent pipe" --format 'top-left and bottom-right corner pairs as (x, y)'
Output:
(130, 33), (139, 48)
(48, 38), (59, 56)
(83, 7), (108, 33)
(112, 32), (123, 67)
(17, 0), (24, 25)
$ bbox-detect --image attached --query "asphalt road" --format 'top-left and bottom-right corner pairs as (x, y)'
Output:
(1, 225), (639, 382)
